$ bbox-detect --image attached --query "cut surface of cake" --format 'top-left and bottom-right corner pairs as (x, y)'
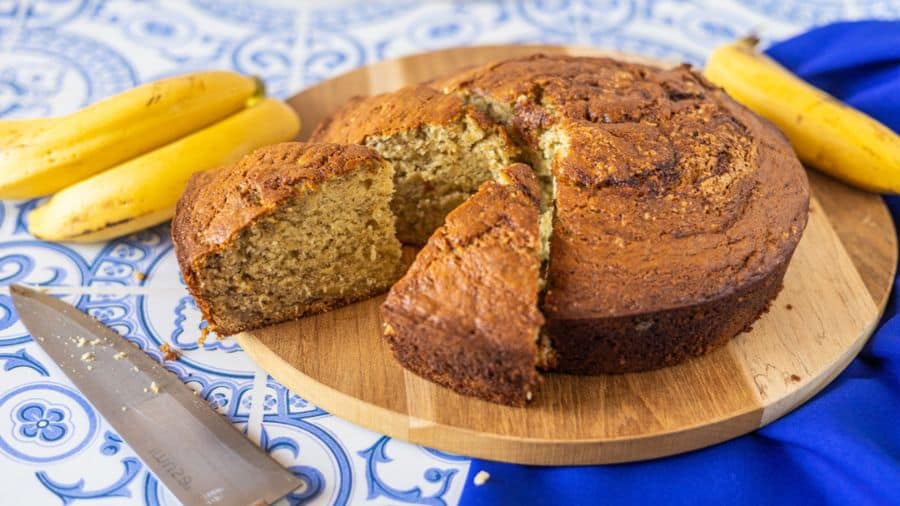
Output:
(310, 84), (518, 245)
(381, 164), (548, 406)
(172, 142), (402, 336)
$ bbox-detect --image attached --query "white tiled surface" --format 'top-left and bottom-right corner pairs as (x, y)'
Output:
(1, 1), (896, 504)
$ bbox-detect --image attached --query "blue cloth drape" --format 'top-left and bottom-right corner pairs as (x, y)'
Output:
(460, 20), (900, 506)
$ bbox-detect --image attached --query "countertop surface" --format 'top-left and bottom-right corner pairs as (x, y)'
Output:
(1, 1), (896, 504)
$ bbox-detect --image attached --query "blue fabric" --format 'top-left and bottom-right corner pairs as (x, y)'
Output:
(460, 21), (900, 506)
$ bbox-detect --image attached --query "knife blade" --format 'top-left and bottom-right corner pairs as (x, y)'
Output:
(10, 284), (302, 506)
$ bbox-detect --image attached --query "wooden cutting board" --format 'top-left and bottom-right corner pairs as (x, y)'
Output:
(237, 45), (897, 465)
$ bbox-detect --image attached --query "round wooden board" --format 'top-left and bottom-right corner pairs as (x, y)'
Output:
(238, 45), (898, 465)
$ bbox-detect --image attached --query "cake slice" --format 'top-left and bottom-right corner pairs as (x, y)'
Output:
(173, 142), (402, 336)
(381, 163), (551, 406)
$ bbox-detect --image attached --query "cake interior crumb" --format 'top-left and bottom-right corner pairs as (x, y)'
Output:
(364, 118), (513, 245)
(195, 161), (401, 333)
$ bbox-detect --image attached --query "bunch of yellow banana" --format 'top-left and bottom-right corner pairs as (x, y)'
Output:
(704, 37), (900, 193)
(0, 71), (300, 242)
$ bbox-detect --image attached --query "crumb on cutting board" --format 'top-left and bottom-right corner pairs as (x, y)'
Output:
(80, 352), (95, 362)
(149, 381), (160, 394)
(113, 351), (127, 360)
(75, 337), (86, 348)
(473, 470), (490, 486)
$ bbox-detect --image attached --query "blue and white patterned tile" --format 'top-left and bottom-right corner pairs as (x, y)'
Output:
(0, 1), (875, 504)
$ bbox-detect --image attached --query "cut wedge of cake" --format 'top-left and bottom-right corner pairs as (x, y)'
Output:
(381, 164), (550, 406)
(173, 142), (402, 336)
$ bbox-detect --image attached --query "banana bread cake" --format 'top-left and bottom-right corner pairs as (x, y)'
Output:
(175, 54), (808, 406)
(172, 142), (402, 336)
(382, 164), (552, 406)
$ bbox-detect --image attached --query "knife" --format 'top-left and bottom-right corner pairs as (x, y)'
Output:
(10, 284), (302, 506)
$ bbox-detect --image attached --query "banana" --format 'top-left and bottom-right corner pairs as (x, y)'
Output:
(0, 117), (53, 140)
(704, 37), (900, 193)
(28, 98), (300, 242)
(0, 71), (263, 199)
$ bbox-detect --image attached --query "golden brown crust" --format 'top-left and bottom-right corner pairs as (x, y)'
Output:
(310, 84), (468, 145)
(544, 97), (807, 319)
(172, 142), (388, 334)
(496, 162), (541, 207)
(381, 164), (544, 406)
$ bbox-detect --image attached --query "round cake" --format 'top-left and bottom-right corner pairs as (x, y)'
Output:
(175, 54), (809, 406)
(312, 54), (809, 380)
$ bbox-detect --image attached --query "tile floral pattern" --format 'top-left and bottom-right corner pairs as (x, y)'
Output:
(1, 1), (896, 504)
